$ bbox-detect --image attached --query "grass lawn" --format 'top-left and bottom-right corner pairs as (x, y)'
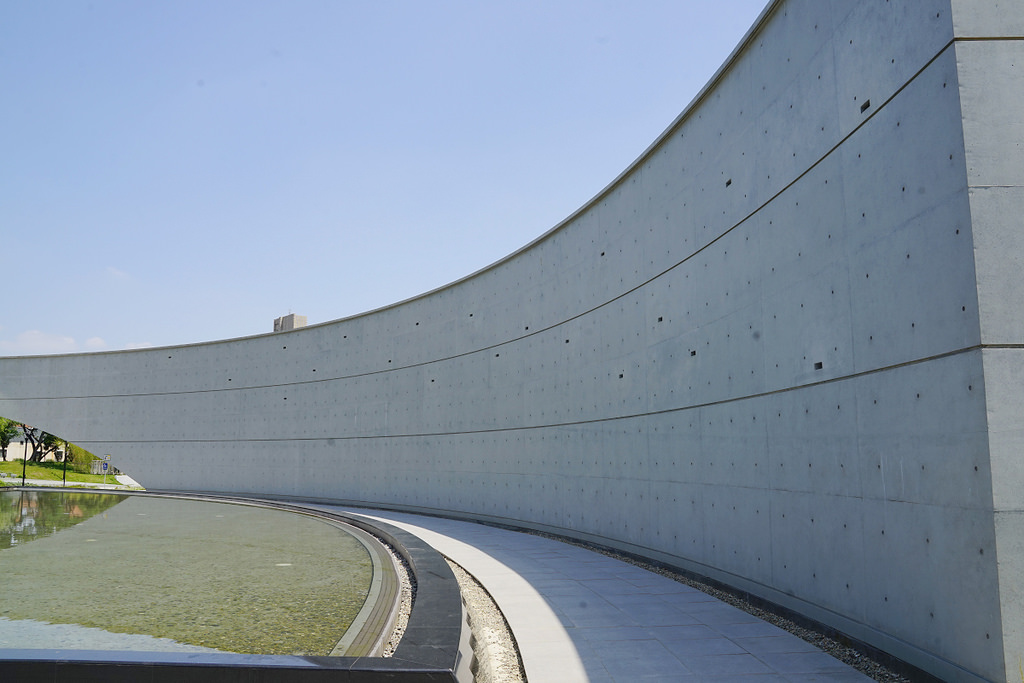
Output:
(0, 459), (125, 485)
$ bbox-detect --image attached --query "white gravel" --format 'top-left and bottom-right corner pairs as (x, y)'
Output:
(446, 559), (525, 683)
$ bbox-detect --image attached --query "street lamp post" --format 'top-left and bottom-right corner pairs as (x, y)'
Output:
(20, 438), (26, 487)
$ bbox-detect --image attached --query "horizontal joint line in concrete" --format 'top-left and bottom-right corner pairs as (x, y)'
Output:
(71, 345), (982, 448)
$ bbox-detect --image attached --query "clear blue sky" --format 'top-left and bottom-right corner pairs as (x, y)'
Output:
(1, 1), (767, 356)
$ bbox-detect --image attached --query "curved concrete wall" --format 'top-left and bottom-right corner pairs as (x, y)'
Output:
(3, 0), (1023, 679)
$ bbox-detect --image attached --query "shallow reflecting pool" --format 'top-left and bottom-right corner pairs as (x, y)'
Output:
(0, 491), (374, 655)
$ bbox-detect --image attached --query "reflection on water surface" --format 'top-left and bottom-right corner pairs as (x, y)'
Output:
(1, 490), (126, 550)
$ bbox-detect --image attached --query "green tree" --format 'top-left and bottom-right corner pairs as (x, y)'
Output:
(64, 442), (100, 474)
(0, 418), (19, 461)
(19, 425), (62, 462)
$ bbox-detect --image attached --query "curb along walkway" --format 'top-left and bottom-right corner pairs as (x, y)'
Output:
(327, 507), (873, 683)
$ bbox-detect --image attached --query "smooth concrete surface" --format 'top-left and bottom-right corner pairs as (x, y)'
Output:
(332, 506), (874, 683)
(1, 0), (1022, 680)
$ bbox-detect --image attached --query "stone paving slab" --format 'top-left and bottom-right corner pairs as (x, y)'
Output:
(326, 507), (873, 683)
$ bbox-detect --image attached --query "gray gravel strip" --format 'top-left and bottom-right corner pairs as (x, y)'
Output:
(447, 559), (526, 683)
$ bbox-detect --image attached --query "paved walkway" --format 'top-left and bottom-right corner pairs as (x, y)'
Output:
(325, 507), (873, 683)
(0, 475), (139, 490)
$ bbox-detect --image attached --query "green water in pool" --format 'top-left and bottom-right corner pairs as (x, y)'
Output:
(0, 490), (373, 655)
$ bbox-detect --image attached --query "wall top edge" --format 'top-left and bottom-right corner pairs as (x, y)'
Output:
(14, 2), (1013, 365)
(1, 1), (786, 363)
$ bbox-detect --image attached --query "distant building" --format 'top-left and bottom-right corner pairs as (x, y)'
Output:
(273, 313), (307, 332)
